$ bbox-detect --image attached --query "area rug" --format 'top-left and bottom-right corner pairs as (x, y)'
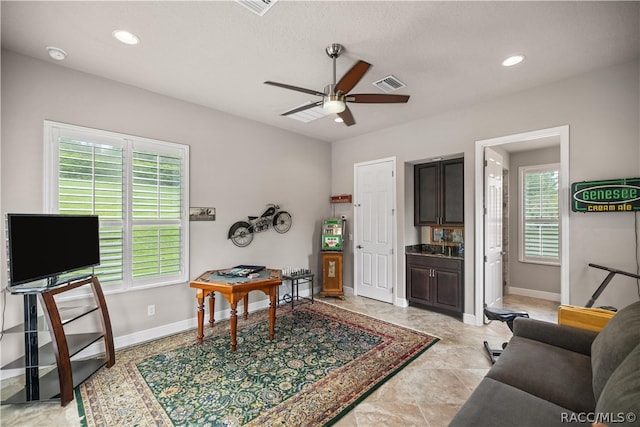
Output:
(76, 301), (438, 426)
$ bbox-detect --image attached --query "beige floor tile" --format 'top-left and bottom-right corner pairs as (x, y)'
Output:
(1, 294), (555, 427)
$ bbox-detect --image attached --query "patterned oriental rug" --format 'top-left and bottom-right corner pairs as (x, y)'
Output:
(76, 301), (438, 426)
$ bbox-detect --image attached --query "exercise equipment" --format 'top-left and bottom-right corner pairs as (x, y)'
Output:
(483, 307), (529, 364)
(482, 263), (640, 364)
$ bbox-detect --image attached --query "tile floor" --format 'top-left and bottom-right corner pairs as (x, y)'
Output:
(0, 294), (558, 427)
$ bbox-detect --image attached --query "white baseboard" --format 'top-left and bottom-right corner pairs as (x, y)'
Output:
(463, 313), (477, 325)
(508, 286), (561, 302)
(395, 297), (409, 308)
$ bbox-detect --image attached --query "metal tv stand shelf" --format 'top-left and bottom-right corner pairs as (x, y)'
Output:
(1, 276), (115, 406)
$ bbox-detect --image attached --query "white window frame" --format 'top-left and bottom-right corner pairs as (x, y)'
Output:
(518, 163), (560, 266)
(44, 121), (189, 294)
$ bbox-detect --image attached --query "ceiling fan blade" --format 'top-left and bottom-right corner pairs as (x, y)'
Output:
(337, 106), (355, 127)
(280, 100), (323, 116)
(335, 60), (371, 94)
(264, 81), (325, 97)
(347, 94), (410, 103)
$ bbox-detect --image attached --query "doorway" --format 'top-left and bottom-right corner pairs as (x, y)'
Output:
(353, 157), (396, 304)
(474, 126), (570, 326)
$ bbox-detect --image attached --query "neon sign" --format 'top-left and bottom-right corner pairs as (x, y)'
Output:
(571, 178), (640, 212)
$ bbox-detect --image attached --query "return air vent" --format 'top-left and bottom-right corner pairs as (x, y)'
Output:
(285, 102), (328, 123)
(372, 75), (406, 93)
(235, 0), (278, 16)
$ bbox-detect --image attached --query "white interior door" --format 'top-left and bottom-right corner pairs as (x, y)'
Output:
(354, 158), (395, 303)
(484, 147), (504, 308)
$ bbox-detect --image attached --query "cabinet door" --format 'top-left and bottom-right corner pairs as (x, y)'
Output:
(414, 163), (439, 225)
(322, 252), (343, 294)
(408, 264), (432, 304)
(432, 267), (462, 312)
(441, 159), (464, 225)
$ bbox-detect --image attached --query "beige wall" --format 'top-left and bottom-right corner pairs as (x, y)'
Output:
(331, 59), (640, 315)
(0, 50), (332, 367)
(1, 49), (638, 367)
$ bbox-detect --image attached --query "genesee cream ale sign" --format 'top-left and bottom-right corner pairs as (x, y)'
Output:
(571, 178), (640, 212)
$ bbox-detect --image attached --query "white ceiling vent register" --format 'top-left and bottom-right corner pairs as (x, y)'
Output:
(285, 102), (328, 123)
(235, 0), (278, 16)
(372, 75), (406, 93)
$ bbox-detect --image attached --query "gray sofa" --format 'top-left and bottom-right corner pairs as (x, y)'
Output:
(449, 300), (640, 427)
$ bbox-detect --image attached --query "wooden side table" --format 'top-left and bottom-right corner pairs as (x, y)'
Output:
(320, 251), (344, 298)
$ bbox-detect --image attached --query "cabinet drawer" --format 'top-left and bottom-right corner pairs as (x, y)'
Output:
(406, 254), (461, 271)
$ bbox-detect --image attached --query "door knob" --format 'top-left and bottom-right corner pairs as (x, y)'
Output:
(356, 245), (363, 249)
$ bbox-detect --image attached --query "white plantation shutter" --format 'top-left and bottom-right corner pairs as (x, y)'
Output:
(45, 121), (189, 291)
(131, 149), (182, 279)
(57, 138), (125, 283)
(519, 164), (560, 264)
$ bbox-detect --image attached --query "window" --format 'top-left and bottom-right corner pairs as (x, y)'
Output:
(519, 164), (560, 265)
(44, 121), (189, 291)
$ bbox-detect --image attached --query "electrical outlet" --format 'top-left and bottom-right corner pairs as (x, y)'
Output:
(147, 304), (155, 316)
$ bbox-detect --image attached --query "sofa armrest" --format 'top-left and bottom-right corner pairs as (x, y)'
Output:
(512, 317), (598, 356)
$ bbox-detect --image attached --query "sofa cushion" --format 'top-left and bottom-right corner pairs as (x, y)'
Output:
(595, 342), (640, 426)
(486, 336), (595, 413)
(449, 377), (583, 427)
(591, 300), (640, 401)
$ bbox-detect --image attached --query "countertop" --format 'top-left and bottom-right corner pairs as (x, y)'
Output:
(405, 244), (464, 260)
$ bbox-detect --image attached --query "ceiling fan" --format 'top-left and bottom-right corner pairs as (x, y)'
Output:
(264, 43), (410, 126)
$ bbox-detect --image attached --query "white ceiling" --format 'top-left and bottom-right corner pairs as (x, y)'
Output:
(2, 1), (639, 143)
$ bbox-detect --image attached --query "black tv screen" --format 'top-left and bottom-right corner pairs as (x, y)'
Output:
(7, 214), (100, 286)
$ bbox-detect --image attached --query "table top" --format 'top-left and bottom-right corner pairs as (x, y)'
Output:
(190, 268), (282, 288)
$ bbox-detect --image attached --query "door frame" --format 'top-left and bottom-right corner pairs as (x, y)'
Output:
(353, 156), (397, 303)
(474, 126), (570, 326)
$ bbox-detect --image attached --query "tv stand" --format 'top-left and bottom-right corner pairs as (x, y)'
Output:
(1, 276), (115, 406)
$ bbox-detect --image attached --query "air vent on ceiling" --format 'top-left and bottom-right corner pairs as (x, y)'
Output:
(372, 75), (406, 93)
(235, 0), (278, 16)
(285, 102), (328, 123)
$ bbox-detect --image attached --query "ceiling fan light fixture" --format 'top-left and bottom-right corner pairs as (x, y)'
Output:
(323, 94), (346, 114)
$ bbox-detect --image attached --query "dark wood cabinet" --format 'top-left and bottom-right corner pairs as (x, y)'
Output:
(414, 158), (464, 226)
(406, 255), (463, 316)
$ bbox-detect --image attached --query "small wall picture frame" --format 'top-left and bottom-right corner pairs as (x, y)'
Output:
(190, 207), (216, 221)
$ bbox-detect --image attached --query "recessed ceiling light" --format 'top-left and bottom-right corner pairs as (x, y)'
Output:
(112, 30), (140, 45)
(334, 117), (344, 123)
(46, 46), (67, 61)
(502, 55), (525, 67)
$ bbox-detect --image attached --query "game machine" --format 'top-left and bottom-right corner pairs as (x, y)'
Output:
(320, 217), (345, 298)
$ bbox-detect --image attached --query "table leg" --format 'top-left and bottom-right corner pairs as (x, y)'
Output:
(230, 302), (238, 351)
(196, 291), (205, 344)
(208, 293), (215, 327)
(269, 290), (277, 341)
(243, 295), (249, 320)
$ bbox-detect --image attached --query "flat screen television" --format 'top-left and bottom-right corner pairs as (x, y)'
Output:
(6, 214), (100, 288)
